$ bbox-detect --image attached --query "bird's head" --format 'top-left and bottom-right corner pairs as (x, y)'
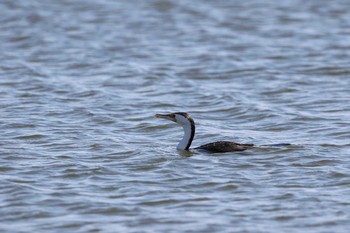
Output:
(155, 112), (193, 126)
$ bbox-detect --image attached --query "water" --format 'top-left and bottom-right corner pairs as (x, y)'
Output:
(1, 0), (350, 232)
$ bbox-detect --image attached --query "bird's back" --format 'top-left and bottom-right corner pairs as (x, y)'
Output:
(195, 141), (254, 153)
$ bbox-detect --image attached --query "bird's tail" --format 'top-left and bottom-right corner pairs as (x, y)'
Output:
(260, 143), (291, 147)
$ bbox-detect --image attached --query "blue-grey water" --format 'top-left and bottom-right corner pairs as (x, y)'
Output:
(1, 0), (350, 232)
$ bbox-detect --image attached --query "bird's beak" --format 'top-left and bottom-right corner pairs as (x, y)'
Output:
(155, 113), (176, 122)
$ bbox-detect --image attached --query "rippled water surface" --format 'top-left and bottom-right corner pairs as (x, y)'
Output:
(1, 0), (350, 232)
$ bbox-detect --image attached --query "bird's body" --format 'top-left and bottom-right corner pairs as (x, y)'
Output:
(155, 112), (253, 153)
(195, 141), (254, 153)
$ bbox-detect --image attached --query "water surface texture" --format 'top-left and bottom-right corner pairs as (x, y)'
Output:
(1, 0), (350, 232)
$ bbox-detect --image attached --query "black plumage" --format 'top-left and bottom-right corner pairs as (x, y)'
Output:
(195, 141), (254, 153)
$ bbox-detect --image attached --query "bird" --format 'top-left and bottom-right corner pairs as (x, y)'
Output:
(155, 112), (254, 153)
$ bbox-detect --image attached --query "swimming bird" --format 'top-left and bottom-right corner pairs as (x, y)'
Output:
(155, 112), (254, 153)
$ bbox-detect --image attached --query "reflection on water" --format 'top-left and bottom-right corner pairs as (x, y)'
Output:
(1, 0), (350, 232)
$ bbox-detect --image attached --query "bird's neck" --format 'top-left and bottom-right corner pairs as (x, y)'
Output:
(177, 122), (195, 150)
